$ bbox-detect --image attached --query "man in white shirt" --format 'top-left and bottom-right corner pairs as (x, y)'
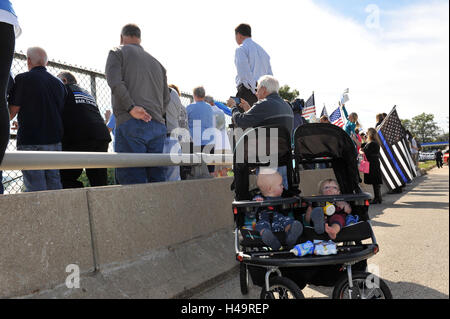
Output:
(234, 23), (272, 108)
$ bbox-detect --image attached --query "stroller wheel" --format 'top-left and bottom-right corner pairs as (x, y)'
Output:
(239, 263), (249, 295)
(332, 271), (392, 299)
(260, 277), (304, 299)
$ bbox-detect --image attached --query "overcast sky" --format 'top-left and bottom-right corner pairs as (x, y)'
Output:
(12, 0), (449, 132)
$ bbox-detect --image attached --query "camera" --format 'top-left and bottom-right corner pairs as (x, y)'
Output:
(230, 96), (240, 106)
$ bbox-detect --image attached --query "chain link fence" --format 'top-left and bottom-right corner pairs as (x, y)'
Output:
(2, 52), (195, 194)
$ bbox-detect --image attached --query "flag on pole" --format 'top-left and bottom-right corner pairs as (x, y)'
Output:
(321, 105), (328, 117)
(329, 106), (344, 128)
(377, 107), (417, 191)
(302, 92), (316, 120)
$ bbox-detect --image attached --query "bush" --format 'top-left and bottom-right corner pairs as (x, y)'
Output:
(418, 161), (436, 171)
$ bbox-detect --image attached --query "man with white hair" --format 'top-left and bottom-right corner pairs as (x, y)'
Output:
(227, 75), (294, 200)
(8, 46), (67, 192)
(228, 75), (293, 133)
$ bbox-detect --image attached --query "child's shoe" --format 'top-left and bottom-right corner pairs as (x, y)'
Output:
(345, 214), (359, 226)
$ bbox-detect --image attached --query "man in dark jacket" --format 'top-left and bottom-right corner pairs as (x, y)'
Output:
(227, 75), (294, 200)
(435, 150), (443, 168)
(57, 72), (111, 188)
(8, 47), (67, 192)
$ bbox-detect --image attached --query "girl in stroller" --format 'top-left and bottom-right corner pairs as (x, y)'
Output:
(305, 178), (354, 240)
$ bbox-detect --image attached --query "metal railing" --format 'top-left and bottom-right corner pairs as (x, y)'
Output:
(0, 151), (233, 171)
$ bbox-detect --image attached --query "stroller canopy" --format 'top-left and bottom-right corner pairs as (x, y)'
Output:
(294, 123), (361, 195)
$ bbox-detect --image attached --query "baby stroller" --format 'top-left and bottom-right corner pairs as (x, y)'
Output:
(232, 123), (392, 299)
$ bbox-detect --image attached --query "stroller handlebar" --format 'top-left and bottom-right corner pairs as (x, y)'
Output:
(232, 196), (301, 208)
(301, 192), (372, 204)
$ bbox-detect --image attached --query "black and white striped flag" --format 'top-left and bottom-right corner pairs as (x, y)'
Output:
(377, 107), (417, 190)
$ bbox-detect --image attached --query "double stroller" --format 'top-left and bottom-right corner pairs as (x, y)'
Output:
(232, 123), (392, 299)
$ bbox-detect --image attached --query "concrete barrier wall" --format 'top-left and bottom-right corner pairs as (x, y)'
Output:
(0, 178), (235, 298)
(0, 189), (94, 297)
(88, 178), (234, 268)
(0, 170), (387, 298)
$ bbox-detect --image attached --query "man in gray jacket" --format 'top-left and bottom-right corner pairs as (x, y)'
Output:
(227, 75), (294, 200)
(105, 24), (170, 184)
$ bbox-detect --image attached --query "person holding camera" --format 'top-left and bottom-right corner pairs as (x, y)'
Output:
(227, 75), (293, 201)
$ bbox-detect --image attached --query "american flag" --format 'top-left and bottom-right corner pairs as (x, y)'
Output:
(302, 93), (316, 121)
(329, 106), (344, 128)
(377, 107), (417, 190)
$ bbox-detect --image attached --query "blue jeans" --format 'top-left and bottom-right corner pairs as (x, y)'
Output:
(115, 119), (167, 184)
(162, 136), (181, 181)
(18, 143), (63, 192)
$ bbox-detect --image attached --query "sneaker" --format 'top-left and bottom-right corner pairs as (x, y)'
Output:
(345, 215), (360, 226)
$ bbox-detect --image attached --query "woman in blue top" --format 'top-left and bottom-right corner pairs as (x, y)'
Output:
(342, 104), (361, 147)
(0, 0), (20, 166)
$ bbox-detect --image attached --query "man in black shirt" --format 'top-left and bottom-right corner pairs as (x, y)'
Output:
(57, 72), (112, 188)
(8, 47), (67, 192)
(435, 150), (443, 168)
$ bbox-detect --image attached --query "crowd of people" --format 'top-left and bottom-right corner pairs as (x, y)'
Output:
(0, 22), (260, 193)
(0, 14), (431, 198)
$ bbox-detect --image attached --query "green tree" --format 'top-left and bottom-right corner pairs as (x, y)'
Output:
(436, 131), (449, 143)
(403, 113), (440, 143)
(401, 119), (412, 132)
(278, 85), (299, 102)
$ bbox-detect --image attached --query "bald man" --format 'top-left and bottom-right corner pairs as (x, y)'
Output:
(8, 46), (67, 192)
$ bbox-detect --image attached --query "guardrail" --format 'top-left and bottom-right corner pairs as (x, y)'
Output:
(0, 151), (233, 171)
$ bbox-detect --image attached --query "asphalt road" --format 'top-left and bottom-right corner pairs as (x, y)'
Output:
(193, 166), (449, 299)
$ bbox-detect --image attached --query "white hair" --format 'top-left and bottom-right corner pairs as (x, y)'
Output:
(257, 75), (279, 95)
(204, 95), (214, 104)
(27, 47), (48, 66)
